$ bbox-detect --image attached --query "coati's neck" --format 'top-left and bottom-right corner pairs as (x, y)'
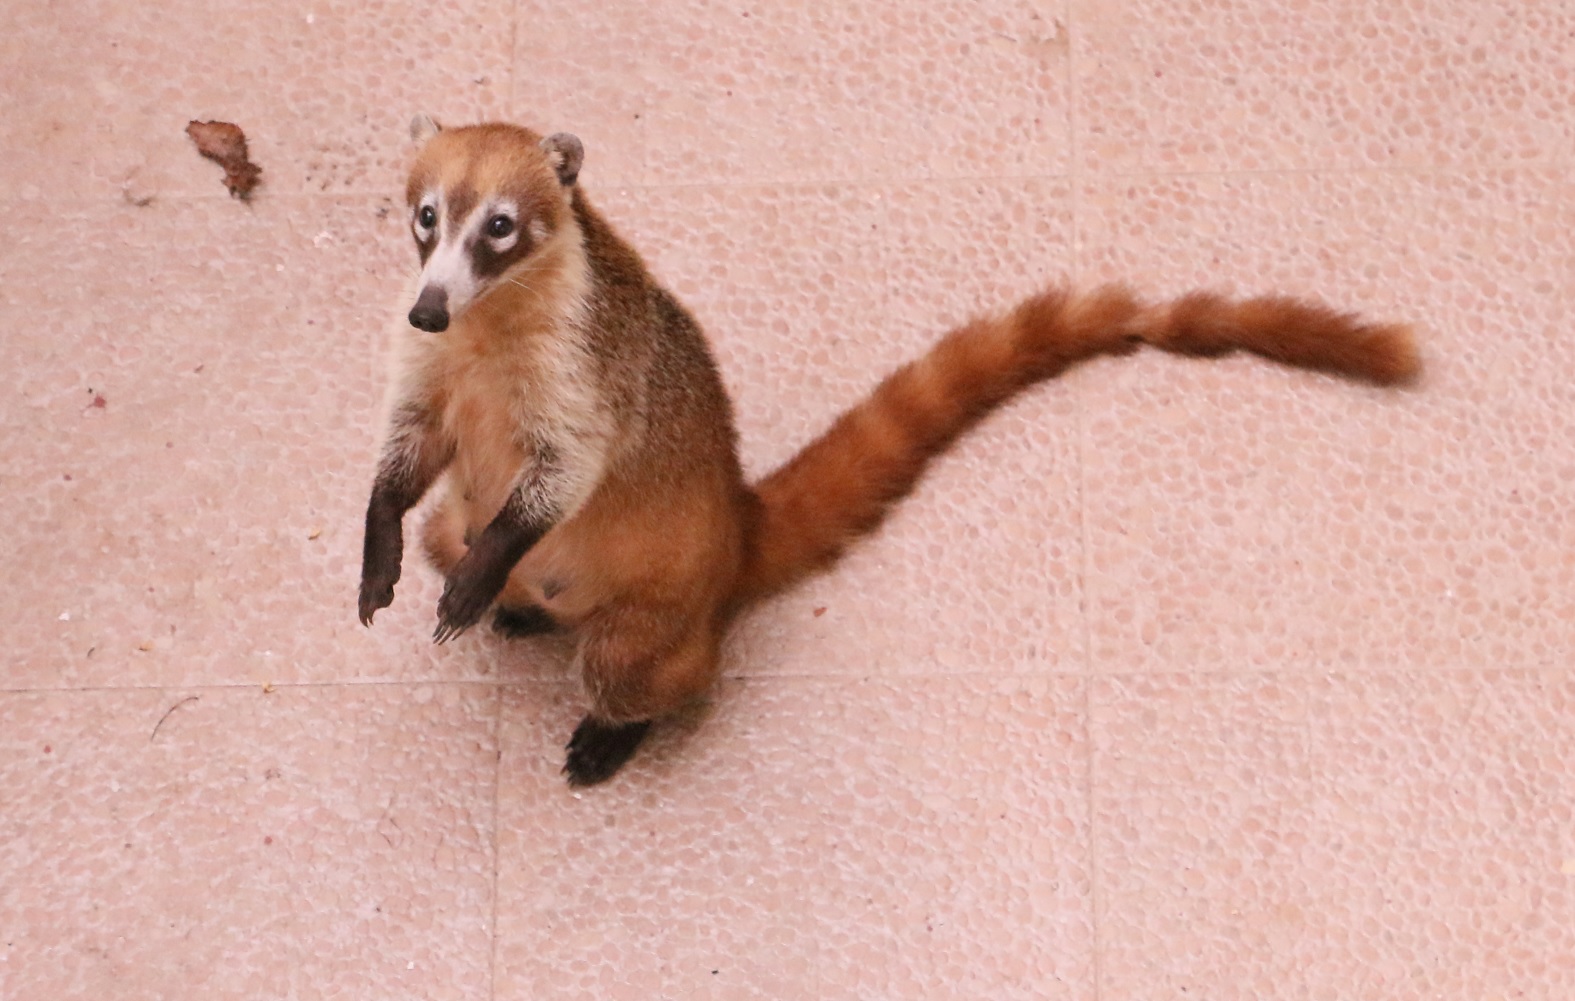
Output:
(567, 188), (653, 293)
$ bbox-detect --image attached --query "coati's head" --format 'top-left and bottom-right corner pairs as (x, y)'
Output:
(402, 115), (584, 333)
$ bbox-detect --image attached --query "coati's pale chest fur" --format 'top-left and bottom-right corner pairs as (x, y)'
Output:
(358, 117), (1420, 785)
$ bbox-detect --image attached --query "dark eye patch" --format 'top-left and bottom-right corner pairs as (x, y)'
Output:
(471, 220), (536, 280)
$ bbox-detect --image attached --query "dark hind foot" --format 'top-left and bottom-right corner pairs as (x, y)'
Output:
(490, 605), (559, 638)
(563, 717), (651, 786)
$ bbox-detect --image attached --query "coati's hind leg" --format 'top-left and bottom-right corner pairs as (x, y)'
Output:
(563, 608), (720, 786)
(564, 718), (652, 787)
(492, 605), (559, 638)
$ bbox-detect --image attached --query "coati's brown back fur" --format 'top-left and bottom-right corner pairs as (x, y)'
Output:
(362, 121), (1419, 785)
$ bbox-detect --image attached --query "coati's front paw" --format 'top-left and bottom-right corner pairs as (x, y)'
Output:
(432, 565), (508, 643)
(358, 577), (396, 626)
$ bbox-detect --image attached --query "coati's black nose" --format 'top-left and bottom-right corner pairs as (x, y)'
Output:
(409, 307), (449, 332)
(408, 286), (450, 332)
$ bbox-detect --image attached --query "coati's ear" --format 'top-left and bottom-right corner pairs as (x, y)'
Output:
(540, 133), (584, 187)
(409, 113), (443, 144)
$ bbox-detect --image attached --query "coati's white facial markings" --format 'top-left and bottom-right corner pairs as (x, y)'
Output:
(413, 196), (438, 244)
(409, 196), (527, 332)
(407, 192), (542, 333)
(483, 200), (520, 253)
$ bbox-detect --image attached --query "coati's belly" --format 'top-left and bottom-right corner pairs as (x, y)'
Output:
(441, 385), (529, 536)
(439, 375), (614, 542)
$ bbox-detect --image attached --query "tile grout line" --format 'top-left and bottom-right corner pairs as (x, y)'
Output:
(1063, 5), (1107, 997)
(495, 35), (519, 1000)
(488, 683), (504, 1001)
(1082, 674), (1105, 1001)
(505, 0), (521, 118)
(638, 74), (650, 188)
(7, 661), (1569, 697)
(1296, 676), (1315, 1001)
(32, 157), (1574, 210)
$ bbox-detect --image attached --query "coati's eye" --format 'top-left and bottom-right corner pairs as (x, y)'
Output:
(417, 205), (437, 230)
(487, 215), (515, 239)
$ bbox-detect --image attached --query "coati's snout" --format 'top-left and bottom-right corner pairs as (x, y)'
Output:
(408, 286), (449, 332)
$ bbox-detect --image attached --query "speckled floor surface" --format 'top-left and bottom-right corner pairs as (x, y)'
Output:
(3, 1), (1573, 998)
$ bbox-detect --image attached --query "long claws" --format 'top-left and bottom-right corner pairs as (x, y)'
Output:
(432, 563), (507, 644)
(358, 581), (395, 627)
(432, 606), (471, 643)
(432, 619), (472, 644)
(432, 593), (485, 644)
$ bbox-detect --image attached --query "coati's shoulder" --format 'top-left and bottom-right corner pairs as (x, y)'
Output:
(569, 188), (651, 292)
(567, 188), (712, 360)
(560, 188), (741, 460)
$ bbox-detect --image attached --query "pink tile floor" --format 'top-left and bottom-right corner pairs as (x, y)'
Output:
(3, 1), (1573, 997)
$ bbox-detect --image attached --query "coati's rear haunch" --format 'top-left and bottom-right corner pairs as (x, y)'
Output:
(359, 118), (1420, 785)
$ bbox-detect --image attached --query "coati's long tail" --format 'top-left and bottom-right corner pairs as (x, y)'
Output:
(733, 284), (1418, 606)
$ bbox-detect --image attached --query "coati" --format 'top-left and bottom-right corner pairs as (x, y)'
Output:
(358, 116), (1419, 786)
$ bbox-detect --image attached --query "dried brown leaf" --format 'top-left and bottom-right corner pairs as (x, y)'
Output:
(185, 120), (262, 199)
